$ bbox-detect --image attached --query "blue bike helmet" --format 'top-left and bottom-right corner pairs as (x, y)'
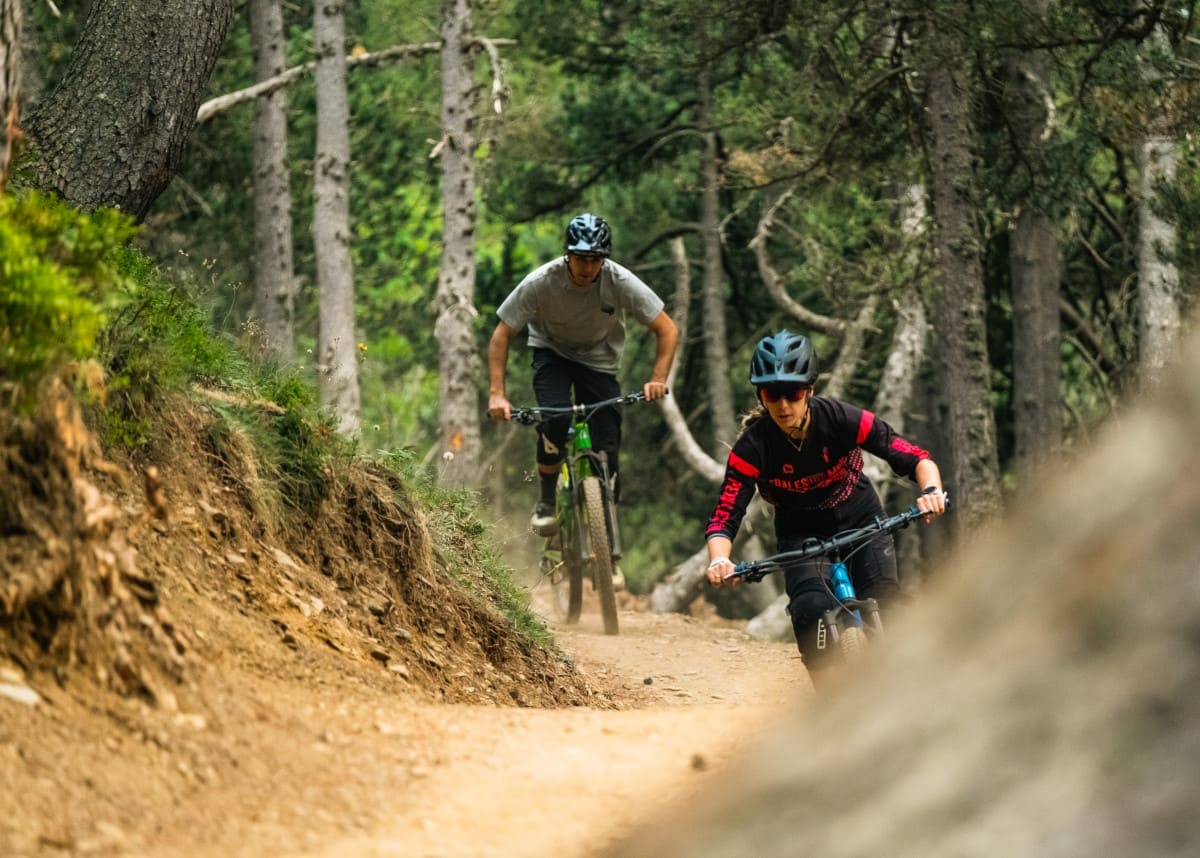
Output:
(564, 213), (612, 257)
(749, 330), (819, 385)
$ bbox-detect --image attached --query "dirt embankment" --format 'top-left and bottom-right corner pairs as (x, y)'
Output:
(1, 389), (808, 857)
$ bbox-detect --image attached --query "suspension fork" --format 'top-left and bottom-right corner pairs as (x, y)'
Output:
(827, 554), (883, 633)
(829, 555), (865, 629)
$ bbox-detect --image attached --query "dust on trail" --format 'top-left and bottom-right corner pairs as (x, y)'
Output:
(310, 606), (806, 858)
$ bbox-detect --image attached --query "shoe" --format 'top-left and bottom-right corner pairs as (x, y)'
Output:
(611, 565), (626, 592)
(530, 500), (558, 536)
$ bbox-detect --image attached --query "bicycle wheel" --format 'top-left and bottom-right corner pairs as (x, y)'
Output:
(558, 525), (584, 625)
(541, 535), (581, 623)
(582, 476), (619, 635)
(839, 624), (868, 663)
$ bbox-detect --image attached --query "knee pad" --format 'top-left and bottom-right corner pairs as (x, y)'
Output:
(536, 422), (568, 466)
(786, 585), (839, 672)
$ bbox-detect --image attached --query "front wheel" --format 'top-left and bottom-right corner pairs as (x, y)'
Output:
(839, 624), (868, 663)
(582, 476), (619, 635)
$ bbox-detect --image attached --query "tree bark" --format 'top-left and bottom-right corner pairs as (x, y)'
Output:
(923, 22), (1003, 534)
(312, 0), (359, 435)
(1136, 133), (1181, 386)
(698, 71), (737, 454)
(24, 0), (233, 219)
(0, 0), (20, 195)
(250, 0), (295, 364)
(1005, 0), (1062, 482)
(434, 0), (483, 489)
(1135, 20), (1181, 386)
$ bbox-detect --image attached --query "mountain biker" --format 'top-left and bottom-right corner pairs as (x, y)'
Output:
(487, 212), (678, 546)
(704, 329), (947, 678)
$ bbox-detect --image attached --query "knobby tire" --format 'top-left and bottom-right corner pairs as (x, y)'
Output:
(582, 477), (619, 635)
(559, 523), (584, 624)
(839, 624), (868, 663)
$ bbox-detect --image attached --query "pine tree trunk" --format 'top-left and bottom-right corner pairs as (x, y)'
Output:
(434, 0), (483, 489)
(312, 0), (359, 435)
(24, 0), (233, 219)
(924, 44), (1002, 533)
(0, 0), (20, 195)
(1137, 133), (1181, 386)
(1135, 4), (1182, 388)
(1004, 9), (1062, 481)
(698, 71), (736, 453)
(250, 0), (296, 364)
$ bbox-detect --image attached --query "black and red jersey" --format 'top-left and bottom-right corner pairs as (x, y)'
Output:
(705, 396), (930, 542)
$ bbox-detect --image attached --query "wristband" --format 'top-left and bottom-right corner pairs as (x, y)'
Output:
(921, 485), (941, 495)
(707, 558), (730, 569)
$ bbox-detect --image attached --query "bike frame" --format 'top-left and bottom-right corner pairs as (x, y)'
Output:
(730, 505), (937, 645)
(512, 392), (644, 565)
(512, 392), (651, 635)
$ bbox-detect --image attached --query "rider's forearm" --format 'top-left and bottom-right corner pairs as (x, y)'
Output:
(487, 328), (510, 396)
(707, 535), (732, 564)
(650, 316), (678, 383)
(915, 459), (942, 493)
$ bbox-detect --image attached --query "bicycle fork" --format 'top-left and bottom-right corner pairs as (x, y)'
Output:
(818, 558), (883, 648)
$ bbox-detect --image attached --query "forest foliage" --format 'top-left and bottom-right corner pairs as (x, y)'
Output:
(17, 0), (1200, 595)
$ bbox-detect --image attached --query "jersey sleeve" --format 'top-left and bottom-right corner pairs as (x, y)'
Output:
(610, 264), (664, 325)
(496, 275), (536, 331)
(705, 437), (761, 541)
(847, 403), (930, 480)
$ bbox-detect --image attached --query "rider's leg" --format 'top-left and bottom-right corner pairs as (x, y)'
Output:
(530, 350), (573, 532)
(783, 566), (839, 681)
(848, 531), (902, 615)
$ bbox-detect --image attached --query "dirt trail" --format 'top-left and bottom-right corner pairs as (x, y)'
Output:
(4, 595), (805, 858)
(311, 605), (806, 858)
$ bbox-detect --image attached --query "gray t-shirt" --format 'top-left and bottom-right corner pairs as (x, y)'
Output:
(497, 257), (664, 373)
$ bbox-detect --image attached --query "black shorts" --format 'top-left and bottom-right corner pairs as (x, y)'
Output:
(530, 348), (622, 478)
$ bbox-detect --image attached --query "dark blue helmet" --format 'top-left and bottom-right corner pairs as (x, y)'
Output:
(564, 213), (612, 257)
(749, 330), (819, 386)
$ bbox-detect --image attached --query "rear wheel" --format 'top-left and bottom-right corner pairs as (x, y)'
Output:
(582, 477), (619, 635)
(557, 522), (584, 625)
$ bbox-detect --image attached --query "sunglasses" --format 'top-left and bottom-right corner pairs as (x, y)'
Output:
(759, 385), (811, 404)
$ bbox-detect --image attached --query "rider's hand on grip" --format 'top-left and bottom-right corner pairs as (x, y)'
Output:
(487, 393), (512, 422)
(643, 380), (669, 402)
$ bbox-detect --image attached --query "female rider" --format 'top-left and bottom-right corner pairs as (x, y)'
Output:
(704, 329), (947, 677)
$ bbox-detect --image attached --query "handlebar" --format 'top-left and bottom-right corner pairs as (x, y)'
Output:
(729, 502), (947, 584)
(509, 391), (656, 426)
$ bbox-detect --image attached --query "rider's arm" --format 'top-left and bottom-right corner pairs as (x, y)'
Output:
(914, 458), (947, 517)
(706, 535), (735, 585)
(487, 321), (518, 420)
(704, 434), (762, 584)
(643, 311), (678, 401)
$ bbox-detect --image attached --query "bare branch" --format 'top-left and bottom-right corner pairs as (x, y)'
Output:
(822, 293), (879, 399)
(475, 36), (507, 115)
(749, 189), (846, 334)
(196, 38), (515, 124)
(662, 236), (725, 484)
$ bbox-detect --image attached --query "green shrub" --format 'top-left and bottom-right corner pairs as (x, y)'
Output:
(0, 191), (136, 403)
(95, 248), (244, 447)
